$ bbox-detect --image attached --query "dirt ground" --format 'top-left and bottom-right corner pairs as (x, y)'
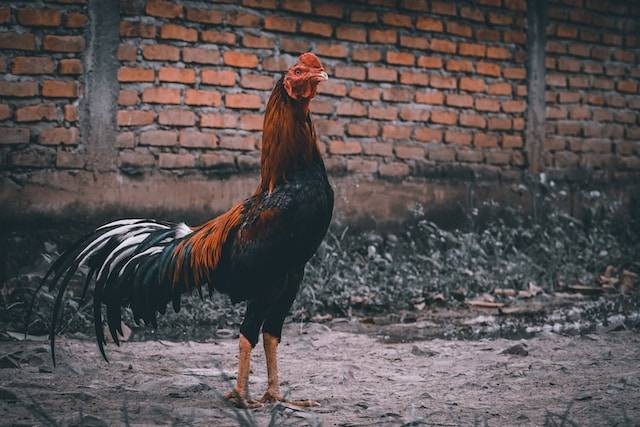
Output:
(1, 301), (640, 427)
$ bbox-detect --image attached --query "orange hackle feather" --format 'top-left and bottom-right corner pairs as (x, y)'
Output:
(171, 52), (323, 290)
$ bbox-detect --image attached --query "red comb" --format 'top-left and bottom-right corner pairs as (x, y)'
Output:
(298, 52), (322, 68)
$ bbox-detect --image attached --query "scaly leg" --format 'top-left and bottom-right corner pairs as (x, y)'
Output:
(225, 334), (262, 408)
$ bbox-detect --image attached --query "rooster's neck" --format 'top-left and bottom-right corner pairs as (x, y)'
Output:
(257, 80), (322, 194)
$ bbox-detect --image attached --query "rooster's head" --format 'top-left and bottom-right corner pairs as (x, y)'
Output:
(283, 52), (328, 101)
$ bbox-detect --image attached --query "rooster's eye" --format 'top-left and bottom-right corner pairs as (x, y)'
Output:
(295, 69), (301, 75)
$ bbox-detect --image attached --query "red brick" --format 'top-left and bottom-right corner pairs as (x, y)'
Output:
(353, 48), (382, 62)
(17, 8), (61, 27)
(617, 80), (638, 94)
(347, 121), (378, 137)
(159, 153), (196, 169)
(120, 22), (156, 38)
(240, 74), (274, 90)
(0, 7), (9, 24)
(446, 94), (473, 108)
(264, 15), (296, 32)
(56, 151), (85, 169)
(504, 67), (526, 80)
(201, 113), (238, 128)
(243, 34), (275, 49)
(488, 82), (511, 95)
(43, 35), (84, 52)
(368, 67), (397, 82)
(263, 56), (290, 72)
(336, 25), (366, 42)
(115, 133), (135, 149)
(431, 110), (457, 125)
(396, 144), (425, 159)
(415, 128), (443, 143)
(42, 80), (78, 98)
(226, 11), (261, 27)
(0, 81), (38, 97)
(431, 0), (457, 15)
(318, 81), (347, 97)
(201, 69), (237, 86)
(0, 104), (10, 121)
(64, 104), (79, 121)
(118, 90), (138, 106)
(460, 113), (486, 128)
(457, 149), (484, 163)
(351, 10), (377, 23)
(0, 32), (36, 51)
(185, 89), (222, 106)
(316, 43), (348, 58)
(400, 35), (429, 50)
(383, 124), (413, 140)
(386, 51), (414, 66)
(400, 71), (429, 86)
(473, 133), (498, 148)
(226, 93), (262, 109)
(139, 130), (176, 146)
(329, 140), (362, 155)
(142, 87), (180, 104)
(65, 11), (87, 28)
(337, 101), (367, 117)
(382, 12), (412, 28)
(282, 0), (311, 13)
(159, 67), (196, 83)
(179, 130), (217, 148)
(143, 44), (180, 61)
(239, 114), (263, 130)
(460, 6), (485, 21)
(460, 77), (486, 93)
(362, 141), (393, 156)
(117, 44), (137, 61)
(445, 131), (472, 145)
(201, 30), (236, 45)
(39, 127), (78, 145)
(369, 29), (397, 44)
(219, 135), (257, 151)
(183, 47), (221, 65)
(224, 51), (258, 68)
(415, 90), (444, 105)
(118, 67), (154, 82)
(0, 128), (30, 145)
(118, 110), (154, 126)
(430, 75), (457, 89)
(417, 56), (443, 69)
(488, 117), (512, 130)
(476, 62), (500, 77)
(315, 119), (344, 136)
(16, 104), (57, 122)
(446, 59), (473, 72)
(118, 151), (154, 168)
(347, 159), (378, 174)
(503, 135), (523, 149)
(9, 148), (55, 167)
(382, 87), (413, 102)
(315, 3), (343, 18)
(278, 38), (309, 54)
(416, 16), (444, 32)
(160, 24), (197, 42)
(349, 86), (381, 101)
(379, 162), (410, 177)
(447, 21), (472, 37)
(200, 152), (236, 169)
(430, 39), (456, 54)
(147, 0), (183, 18)
(477, 28), (500, 42)
(487, 47), (511, 60)
(300, 20), (333, 37)
(459, 43), (486, 57)
(369, 106), (398, 120)
(475, 97), (500, 112)
(159, 109), (197, 126)
(11, 57), (55, 75)
(310, 98), (334, 115)
(59, 59), (83, 75)
(335, 66), (366, 81)
(502, 100), (525, 113)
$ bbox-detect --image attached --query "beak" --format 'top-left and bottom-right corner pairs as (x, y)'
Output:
(318, 71), (329, 81)
(311, 70), (329, 82)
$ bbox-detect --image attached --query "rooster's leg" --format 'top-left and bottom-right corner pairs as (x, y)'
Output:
(225, 301), (266, 409)
(259, 269), (319, 407)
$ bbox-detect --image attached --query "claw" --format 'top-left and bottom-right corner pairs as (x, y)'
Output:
(258, 389), (319, 407)
(225, 389), (264, 409)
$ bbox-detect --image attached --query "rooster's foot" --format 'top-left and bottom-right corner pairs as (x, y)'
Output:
(224, 389), (263, 409)
(258, 388), (320, 407)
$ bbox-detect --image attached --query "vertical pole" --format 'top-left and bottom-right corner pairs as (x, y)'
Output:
(525, 0), (547, 175)
(82, 0), (120, 171)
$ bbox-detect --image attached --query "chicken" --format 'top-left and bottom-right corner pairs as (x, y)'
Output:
(40, 52), (333, 408)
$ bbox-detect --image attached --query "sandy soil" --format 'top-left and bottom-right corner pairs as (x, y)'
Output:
(1, 317), (639, 427)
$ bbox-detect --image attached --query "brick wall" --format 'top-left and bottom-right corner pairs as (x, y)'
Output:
(0, 1), (86, 170)
(544, 0), (640, 180)
(0, 0), (639, 222)
(115, 0), (529, 180)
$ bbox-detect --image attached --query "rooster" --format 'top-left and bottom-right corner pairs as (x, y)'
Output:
(40, 52), (333, 408)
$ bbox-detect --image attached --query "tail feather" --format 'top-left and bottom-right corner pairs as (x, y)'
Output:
(38, 219), (193, 365)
